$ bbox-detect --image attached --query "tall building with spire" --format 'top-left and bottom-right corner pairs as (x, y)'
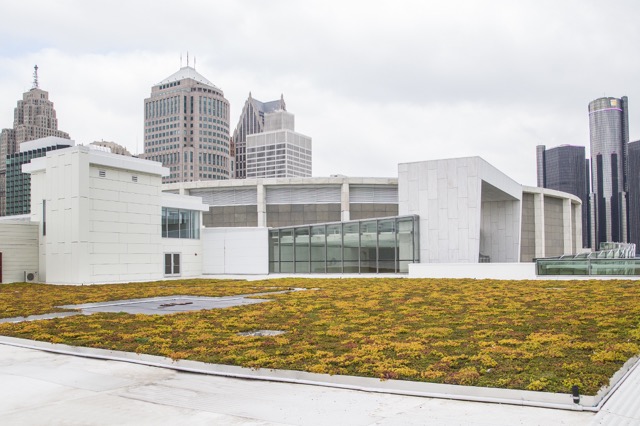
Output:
(0, 66), (70, 216)
(588, 96), (630, 247)
(232, 93), (286, 179)
(143, 62), (231, 183)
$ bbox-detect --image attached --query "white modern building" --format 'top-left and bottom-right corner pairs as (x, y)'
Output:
(246, 110), (312, 178)
(18, 145), (208, 284)
(0, 145), (588, 284)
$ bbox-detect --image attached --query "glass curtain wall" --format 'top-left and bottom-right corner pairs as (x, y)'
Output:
(269, 215), (419, 273)
(161, 207), (201, 239)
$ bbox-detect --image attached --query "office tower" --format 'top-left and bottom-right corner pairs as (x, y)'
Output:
(246, 110), (312, 178)
(629, 140), (640, 254)
(0, 66), (70, 216)
(588, 96), (629, 247)
(232, 93), (286, 179)
(5, 137), (74, 215)
(536, 144), (590, 247)
(143, 64), (231, 183)
(90, 141), (132, 156)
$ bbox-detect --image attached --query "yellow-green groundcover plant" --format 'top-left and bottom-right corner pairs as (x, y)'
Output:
(1, 278), (639, 395)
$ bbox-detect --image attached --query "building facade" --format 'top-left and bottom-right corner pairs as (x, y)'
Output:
(629, 140), (640, 255)
(5, 137), (74, 216)
(232, 93), (286, 179)
(0, 66), (70, 216)
(0, 149), (585, 283)
(90, 141), (132, 156)
(143, 66), (231, 184)
(536, 145), (590, 247)
(246, 110), (312, 178)
(588, 96), (629, 247)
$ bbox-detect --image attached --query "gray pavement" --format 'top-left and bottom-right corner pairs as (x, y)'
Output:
(0, 344), (596, 426)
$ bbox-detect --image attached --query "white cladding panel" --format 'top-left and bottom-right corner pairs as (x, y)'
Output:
(202, 228), (268, 274)
(0, 223), (39, 283)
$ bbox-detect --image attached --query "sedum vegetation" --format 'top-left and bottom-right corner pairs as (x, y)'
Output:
(0, 277), (639, 395)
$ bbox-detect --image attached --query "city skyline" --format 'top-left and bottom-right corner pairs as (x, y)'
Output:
(2, 1), (640, 185)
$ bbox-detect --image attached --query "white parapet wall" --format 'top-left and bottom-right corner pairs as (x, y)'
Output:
(202, 227), (269, 275)
(408, 262), (537, 280)
(0, 222), (39, 283)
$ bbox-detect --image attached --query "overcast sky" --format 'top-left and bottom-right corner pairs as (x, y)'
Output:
(1, 0), (639, 185)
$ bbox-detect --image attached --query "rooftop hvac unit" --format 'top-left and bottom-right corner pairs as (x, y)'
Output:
(24, 271), (38, 283)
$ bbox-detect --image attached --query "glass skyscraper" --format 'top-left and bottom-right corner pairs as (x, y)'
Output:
(588, 96), (629, 247)
(629, 140), (640, 255)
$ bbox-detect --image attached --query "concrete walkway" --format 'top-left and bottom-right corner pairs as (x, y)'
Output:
(0, 344), (595, 426)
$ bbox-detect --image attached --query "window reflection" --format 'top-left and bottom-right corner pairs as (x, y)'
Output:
(268, 216), (418, 274)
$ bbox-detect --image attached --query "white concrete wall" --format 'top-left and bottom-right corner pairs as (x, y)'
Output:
(399, 157), (521, 263)
(24, 146), (169, 284)
(86, 164), (164, 283)
(408, 262), (537, 280)
(162, 238), (203, 278)
(202, 227), (268, 274)
(480, 200), (520, 262)
(0, 223), (39, 283)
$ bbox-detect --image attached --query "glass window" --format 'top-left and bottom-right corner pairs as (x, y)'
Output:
(360, 221), (377, 273)
(343, 223), (359, 273)
(280, 229), (294, 273)
(295, 227), (310, 273)
(162, 207), (200, 239)
(269, 230), (280, 273)
(378, 219), (396, 273)
(326, 224), (342, 273)
(310, 225), (326, 273)
(268, 216), (418, 275)
(164, 253), (180, 276)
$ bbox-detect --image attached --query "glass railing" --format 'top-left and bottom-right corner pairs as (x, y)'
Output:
(536, 258), (640, 276)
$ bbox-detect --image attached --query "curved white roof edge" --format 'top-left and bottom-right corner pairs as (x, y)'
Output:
(523, 185), (582, 204)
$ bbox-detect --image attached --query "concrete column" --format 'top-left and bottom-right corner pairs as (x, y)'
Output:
(533, 192), (545, 258)
(257, 183), (266, 227)
(341, 182), (350, 221)
(562, 198), (572, 255)
(573, 202), (582, 252)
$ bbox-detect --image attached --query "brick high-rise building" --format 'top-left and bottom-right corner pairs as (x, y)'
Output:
(0, 66), (70, 215)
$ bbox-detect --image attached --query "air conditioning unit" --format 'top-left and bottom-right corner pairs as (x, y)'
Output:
(24, 271), (38, 282)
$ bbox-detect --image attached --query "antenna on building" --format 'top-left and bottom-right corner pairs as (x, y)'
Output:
(187, 51), (189, 67)
(32, 65), (39, 89)
(180, 53), (183, 67)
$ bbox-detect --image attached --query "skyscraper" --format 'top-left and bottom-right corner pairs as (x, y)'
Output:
(588, 96), (629, 247)
(232, 93), (286, 179)
(536, 144), (590, 247)
(143, 65), (231, 183)
(628, 140), (640, 254)
(246, 110), (312, 178)
(0, 66), (70, 216)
